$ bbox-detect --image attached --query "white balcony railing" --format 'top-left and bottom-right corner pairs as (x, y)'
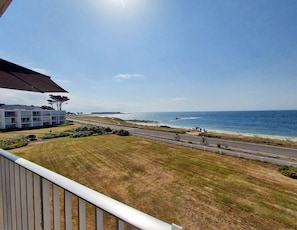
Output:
(0, 149), (183, 230)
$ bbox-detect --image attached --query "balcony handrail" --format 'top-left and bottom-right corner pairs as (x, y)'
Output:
(0, 149), (183, 230)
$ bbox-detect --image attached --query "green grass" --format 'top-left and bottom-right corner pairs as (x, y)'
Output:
(9, 133), (297, 230)
(0, 123), (81, 140)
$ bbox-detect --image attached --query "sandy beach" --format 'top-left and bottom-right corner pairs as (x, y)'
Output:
(126, 119), (160, 126)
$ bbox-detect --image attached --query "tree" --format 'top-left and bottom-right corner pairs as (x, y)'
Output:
(47, 95), (70, 110)
(47, 99), (54, 109)
(40, 105), (54, 110)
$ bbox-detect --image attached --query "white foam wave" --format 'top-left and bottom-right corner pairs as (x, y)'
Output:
(170, 116), (201, 121)
(207, 129), (297, 141)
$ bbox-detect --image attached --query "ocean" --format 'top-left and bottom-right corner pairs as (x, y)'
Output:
(96, 110), (297, 140)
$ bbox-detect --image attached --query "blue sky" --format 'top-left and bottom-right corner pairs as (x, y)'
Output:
(1, 0), (296, 113)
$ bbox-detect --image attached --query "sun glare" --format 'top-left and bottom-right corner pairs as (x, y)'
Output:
(121, 0), (126, 8)
(90, 0), (146, 14)
(106, 0), (126, 8)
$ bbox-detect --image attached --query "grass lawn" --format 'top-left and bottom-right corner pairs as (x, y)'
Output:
(0, 123), (81, 140)
(9, 133), (297, 230)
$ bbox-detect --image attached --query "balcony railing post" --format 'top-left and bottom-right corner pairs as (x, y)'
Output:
(116, 219), (125, 230)
(0, 157), (4, 230)
(26, 171), (34, 230)
(95, 208), (104, 230)
(53, 184), (60, 230)
(33, 174), (42, 230)
(9, 161), (16, 230)
(64, 190), (72, 230)
(1, 159), (12, 229)
(14, 163), (22, 230)
(20, 167), (28, 230)
(78, 198), (86, 230)
(42, 178), (51, 230)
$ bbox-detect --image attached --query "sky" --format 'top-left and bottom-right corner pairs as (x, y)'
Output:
(0, 0), (297, 113)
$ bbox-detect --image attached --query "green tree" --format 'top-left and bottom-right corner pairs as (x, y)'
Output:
(40, 105), (54, 110)
(47, 94), (70, 110)
(47, 99), (54, 108)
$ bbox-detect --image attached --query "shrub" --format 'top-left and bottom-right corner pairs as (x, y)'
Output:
(217, 143), (229, 149)
(279, 165), (297, 179)
(70, 133), (81, 138)
(70, 132), (92, 138)
(75, 126), (89, 132)
(73, 125), (110, 136)
(89, 126), (100, 133)
(0, 137), (28, 150)
(105, 127), (112, 133)
(42, 132), (58, 139)
(26, 134), (37, 141)
(117, 129), (130, 136)
(58, 132), (71, 137)
(38, 125), (115, 139)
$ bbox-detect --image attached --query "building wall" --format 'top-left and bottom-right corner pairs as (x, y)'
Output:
(0, 109), (66, 129)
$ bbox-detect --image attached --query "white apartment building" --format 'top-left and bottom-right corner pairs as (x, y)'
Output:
(0, 105), (66, 129)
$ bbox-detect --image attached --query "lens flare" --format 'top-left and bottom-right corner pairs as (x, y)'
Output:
(88, 0), (148, 17)
(121, 0), (125, 8)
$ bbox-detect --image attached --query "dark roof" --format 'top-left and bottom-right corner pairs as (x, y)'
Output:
(0, 0), (12, 17)
(0, 104), (43, 110)
(0, 58), (68, 93)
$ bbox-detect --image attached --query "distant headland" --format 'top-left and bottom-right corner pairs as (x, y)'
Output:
(91, 112), (122, 115)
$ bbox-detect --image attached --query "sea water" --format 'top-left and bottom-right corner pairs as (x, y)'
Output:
(98, 110), (297, 140)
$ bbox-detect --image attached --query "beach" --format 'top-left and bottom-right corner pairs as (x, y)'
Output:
(126, 119), (159, 127)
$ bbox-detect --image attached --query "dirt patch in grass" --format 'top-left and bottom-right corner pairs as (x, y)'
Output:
(10, 134), (297, 230)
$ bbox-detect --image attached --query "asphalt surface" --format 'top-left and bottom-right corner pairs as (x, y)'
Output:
(131, 128), (297, 160)
(70, 119), (297, 162)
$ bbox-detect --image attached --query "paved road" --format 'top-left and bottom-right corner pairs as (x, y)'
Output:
(70, 119), (297, 162)
(130, 128), (297, 160)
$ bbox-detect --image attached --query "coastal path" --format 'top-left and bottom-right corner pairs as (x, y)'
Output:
(69, 119), (297, 166)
